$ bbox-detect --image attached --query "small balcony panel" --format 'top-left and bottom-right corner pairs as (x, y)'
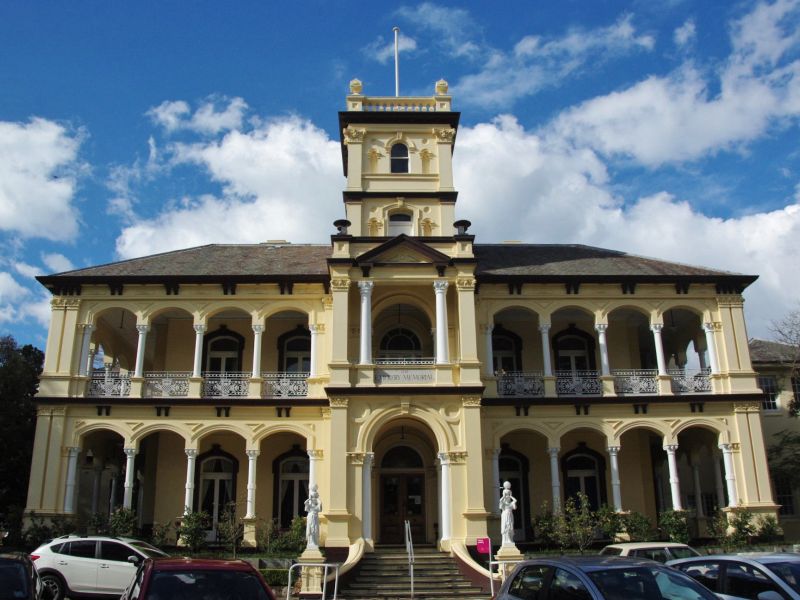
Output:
(88, 371), (131, 398)
(556, 370), (602, 396)
(203, 372), (250, 398)
(262, 372), (309, 398)
(669, 368), (712, 394)
(374, 357), (435, 385)
(496, 372), (545, 397)
(144, 372), (190, 398)
(613, 369), (658, 395)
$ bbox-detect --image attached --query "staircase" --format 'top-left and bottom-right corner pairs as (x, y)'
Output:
(335, 545), (488, 600)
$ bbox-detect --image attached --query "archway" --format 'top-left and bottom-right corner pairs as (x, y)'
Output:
(75, 429), (126, 524)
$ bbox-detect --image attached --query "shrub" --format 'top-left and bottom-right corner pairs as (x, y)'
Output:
(706, 511), (731, 548)
(658, 509), (690, 544)
(531, 502), (557, 548)
(88, 512), (109, 535)
(216, 502), (243, 558)
(757, 514), (782, 543)
(108, 507), (137, 537)
(728, 509), (756, 548)
(261, 568), (289, 587)
(22, 512), (53, 548)
(554, 492), (596, 554)
(256, 519), (279, 554)
(595, 504), (623, 540)
(150, 521), (173, 547)
(623, 511), (653, 542)
(178, 510), (210, 554)
(271, 516), (306, 555)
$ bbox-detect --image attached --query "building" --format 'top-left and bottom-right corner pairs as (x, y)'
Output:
(26, 79), (778, 562)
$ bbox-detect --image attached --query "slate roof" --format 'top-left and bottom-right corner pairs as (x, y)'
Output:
(749, 339), (799, 364)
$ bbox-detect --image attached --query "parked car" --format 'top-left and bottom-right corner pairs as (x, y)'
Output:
(0, 551), (47, 599)
(668, 553), (800, 600)
(492, 555), (718, 600)
(599, 541), (701, 563)
(30, 535), (168, 600)
(120, 557), (276, 600)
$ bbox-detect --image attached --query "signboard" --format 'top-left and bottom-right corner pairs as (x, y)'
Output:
(476, 537), (491, 555)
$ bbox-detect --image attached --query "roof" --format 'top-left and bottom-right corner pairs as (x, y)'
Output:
(749, 339), (799, 365)
(150, 558), (256, 571)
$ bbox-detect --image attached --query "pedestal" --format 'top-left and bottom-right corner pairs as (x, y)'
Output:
(495, 544), (524, 580)
(298, 547), (325, 599)
(242, 518), (257, 548)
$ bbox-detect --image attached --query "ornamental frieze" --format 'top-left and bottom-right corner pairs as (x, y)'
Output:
(456, 278), (476, 291)
(432, 128), (455, 142)
(446, 451), (468, 464)
(329, 398), (349, 408)
(330, 279), (351, 291)
(733, 400), (761, 413)
(462, 396), (482, 407)
(343, 126), (366, 143)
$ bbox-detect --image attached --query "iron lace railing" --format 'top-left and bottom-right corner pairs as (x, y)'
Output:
(261, 372), (309, 398)
(669, 368), (712, 393)
(405, 519), (415, 599)
(496, 371), (545, 397)
(88, 370), (131, 397)
(144, 372), (190, 397)
(202, 372), (250, 398)
(555, 370), (602, 396)
(612, 369), (658, 395)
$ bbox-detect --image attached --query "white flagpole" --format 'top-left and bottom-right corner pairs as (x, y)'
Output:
(393, 26), (400, 96)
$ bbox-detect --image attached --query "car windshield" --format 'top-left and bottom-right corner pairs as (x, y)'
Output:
(768, 561), (800, 592)
(144, 569), (271, 600)
(0, 562), (29, 600)
(670, 547), (700, 559)
(130, 541), (169, 558)
(589, 565), (718, 600)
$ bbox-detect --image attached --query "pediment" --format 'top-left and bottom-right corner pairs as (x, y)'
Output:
(355, 235), (451, 268)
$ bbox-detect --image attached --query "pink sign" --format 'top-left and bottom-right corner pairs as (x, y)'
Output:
(476, 537), (491, 554)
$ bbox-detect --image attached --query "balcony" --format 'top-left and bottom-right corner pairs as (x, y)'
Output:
(669, 368), (712, 394)
(613, 369), (658, 395)
(88, 369), (131, 397)
(374, 357), (435, 385)
(262, 372), (309, 398)
(556, 370), (602, 396)
(143, 372), (190, 398)
(202, 372), (250, 398)
(496, 372), (545, 397)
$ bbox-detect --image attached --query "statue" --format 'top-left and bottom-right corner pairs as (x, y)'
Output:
(304, 484), (322, 549)
(499, 481), (517, 546)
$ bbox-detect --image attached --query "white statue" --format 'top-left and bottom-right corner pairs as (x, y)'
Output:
(304, 484), (322, 549)
(499, 481), (517, 546)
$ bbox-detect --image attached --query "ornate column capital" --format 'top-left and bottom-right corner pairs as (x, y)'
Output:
(331, 278), (351, 291)
(455, 277), (476, 291)
(547, 447), (560, 457)
(80, 323), (95, 333)
(64, 446), (80, 457)
(607, 445), (621, 456)
(358, 280), (374, 296)
(310, 324), (324, 334)
(343, 126), (366, 144)
(252, 324), (265, 334)
(246, 449), (260, 459)
(718, 443), (732, 453)
(595, 323), (608, 333)
(480, 324), (494, 335)
(445, 451), (467, 464)
(663, 444), (679, 454)
(433, 280), (449, 294)
(703, 321), (722, 332)
(462, 395), (482, 407)
(124, 447), (137, 458)
(193, 324), (207, 335)
(308, 449), (323, 460)
(437, 451), (451, 465)
(733, 400), (761, 413)
(185, 448), (198, 459)
(539, 324), (551, 333)
(651, 323), (664, 333)
(329, 398), (349, 408)
(136, 324), (150, 335)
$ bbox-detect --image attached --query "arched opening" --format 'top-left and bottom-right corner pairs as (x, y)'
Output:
(390, 143), (409, 173)
(195, 444), (238, 538)
(132, 429), (186, 537)
(272, 444), (310, 529)
(203, 326), (245, 373)
(277, 325), (311, 373)
(492, 324), (523, 373)
(380, 327), (422, 358)
(553, 324), (597, 372)
(374, 303), (433, 362)
(75, 429), (126, 525)
(388, 211), (413, 236)
(562, 443), (606, 511)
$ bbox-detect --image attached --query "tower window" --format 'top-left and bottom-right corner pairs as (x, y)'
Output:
(388, 212), (413, 236)
(390, 143), (409, 173)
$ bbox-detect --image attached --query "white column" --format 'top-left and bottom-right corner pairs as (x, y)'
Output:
(596, 324), (610, 376)
(251, 324), (264, 377)
(692, 462), (705, 518)
(491, 449), (501, 514)
(652, 324), (667, 376)
(607, 446), (622, 512)
(664, 444), (683, 510)
(123, 447), (137, 510)
(548, 447), (561, 512)
(78, 325), (94, 376)
(713, 454), (727, 509)
(703, 323), (720, 374)
(362, 452), (374, 542)
(192, 325), (206, 378)
(308, 449), (321, 491)
(483, 325), (494, 377)
(719, 443), (738, 507)
(133, 325), (149, 378)
(358, 281), (374, 365)
(63, 447), (80, 513)
(540, 325), (553, 377)
(309, 324), (321, 377)
(434, 280), (450, 364)
(184, 449), (197, 514)
(693, 338), (708, 371)
(245, 450), (259, 519)
(438, 452), (452, 541)
(87, 349), (96, 375)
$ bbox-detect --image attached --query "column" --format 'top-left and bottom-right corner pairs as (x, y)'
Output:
(245, 450), (259, 519)
(483, 325), (494, 377)
(539, 325), (553, 377)
(309, 324), (321, 377)
(652, 324), (667, 376)
(78, 325), (94, 376)
(251, 324), (264, 377)
(607, 446), (622, 512)
(362, 452), (374, 542)
(184, 449), (197, 513)
(133, 325), (149, 378)
(358, 281), (373, 365)
(703, 323), (720, 374)
(548, 447), (561, 512)
(664, 444), (683, 510)
(491, 449), (501, 514)
(438, 453), (452, 541)
(713, 455), (727, 509)
(719, 443), (738, 507)
(122, 447), (137, 510)
(692, 462), (704, 518)
(308, 449), (321, 491)
(596, 324), (610, 376)
(192, 325), (206, 378)
(694, 338), (708, 371)
(63, 447), (80, 513)
(433, 280), (450, 364)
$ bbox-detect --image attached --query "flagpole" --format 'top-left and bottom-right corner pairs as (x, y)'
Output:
(393, 26), (400, 97)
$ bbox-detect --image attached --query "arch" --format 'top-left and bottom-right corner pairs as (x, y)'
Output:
(199, 304), (253, 322)
(130, 423), (191, 447)
(195, 443), (239, 533)
(561, 442), (608, 510)
(550, 304), (597, 319)
(390, 143), (409, 173)
(655, 304), (706, 321)
(357, 406), (452, 453)
(73, 422), (131, 447)
(491, 422), (553, 448)
(485, 302), (545, 324)
(140, 305), (194, 323)
(552, 421), (611, 442)
(372, 294), (435, 327)
(552, 323), (597, 371)
(261, 305), (313, 321)
(381, 445), (424, 469)
(605, 304), (654, 320)
(85, 305), (139, 326)
(252, 423), (314, 447)
(277, 324), (311, 372)
(671, 418), (729, 442)
(611, 420), (670, 445)
(191, 423), (251, 445)
(202, 325), (245, 373)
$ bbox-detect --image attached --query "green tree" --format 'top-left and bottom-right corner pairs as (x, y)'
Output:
(554, 493), (596, 554)
(177, 510), (210, 554)
(770, 307), (800, 416)
(768, 430), (800, 488)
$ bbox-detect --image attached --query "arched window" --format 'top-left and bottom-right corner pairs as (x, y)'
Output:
(390, 143), (409, 173)
(561, 443), (606, 511)
(195, 444), (238, 537)
(381, 445), (423, 469)
(553, 325), (596, 372)
(272, 445), (309, 529)
(379, 327), (422, 359)
(277, 325), (311, 373)
(204, 327), (244, 372)
(492, 325), (522, 373)
(388, 212), (413, 236)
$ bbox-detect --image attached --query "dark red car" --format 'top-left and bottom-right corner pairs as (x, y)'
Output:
(120, 557), (276, 600)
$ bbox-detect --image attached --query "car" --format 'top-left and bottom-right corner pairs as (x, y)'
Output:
(599, 541), (701, 563)
(492, 555), (719, 600)
(120, 557), (277, 600)
(30, 535), (168, 600)
(668, 552), (800, 600)
(0, 551), (47, 599)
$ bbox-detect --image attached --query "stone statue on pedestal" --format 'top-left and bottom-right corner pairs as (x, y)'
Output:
(499, 480), (517, 546)
(304, 483), (322, 550)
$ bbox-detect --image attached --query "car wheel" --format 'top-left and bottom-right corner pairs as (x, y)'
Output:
(40, 573), (66, 600)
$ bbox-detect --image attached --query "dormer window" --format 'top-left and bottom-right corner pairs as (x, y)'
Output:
(388, 212), (413, 236)
(390, 143), (409, 173)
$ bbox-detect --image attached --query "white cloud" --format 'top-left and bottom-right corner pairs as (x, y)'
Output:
(42, 253), (74, 274)
(673, 19), (696, 48)
(0, 271), (31, 324)
(14, 262), (41, 279)
(362, 33), (418, 65)
(396, 3), (481, 59)
(146, 97), (248, 135)
(0, 118), (83, 241)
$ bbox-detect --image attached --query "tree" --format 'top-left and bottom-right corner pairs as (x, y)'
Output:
(767, 430), (800, 487)
(0, 336), (43, 532)
(770, 307), (800, 416)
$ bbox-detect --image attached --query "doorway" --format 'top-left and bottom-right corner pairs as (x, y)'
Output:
(378, 445), (426, 544)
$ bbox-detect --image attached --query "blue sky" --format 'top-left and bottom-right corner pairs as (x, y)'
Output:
(2, 1), (800, 348)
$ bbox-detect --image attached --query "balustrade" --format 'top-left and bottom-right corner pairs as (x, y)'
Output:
(669, 368), (712, 393)
(202, 372), (250, 398)
(375, 357), (435, 385)
(496, 371), (545, 397)
(88, 369), (131, 397)
(144, 372), (190, 397)
(363, 98), (437, 112)
(612, 369), (658, 395)
(555, 370), (602, 396)
(262, 372), (309, 398)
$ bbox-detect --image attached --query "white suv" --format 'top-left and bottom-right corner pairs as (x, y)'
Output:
(31, 535), (167, 600)
(599, 541), (701, 563)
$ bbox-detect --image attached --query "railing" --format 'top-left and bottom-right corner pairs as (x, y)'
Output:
(286, 562), (339, 600)
(262, 372), (309, 398)
(405, 519), (415, 599)
(375, 357), (435, 365)
(555, 370), (602, 396)
(375, 357), (435, 385)
(202, 372), (250, 398)
(612, 369), (658, 395)
(363, 97), (437, 112)
(669, 368), (712, 393)
(496, 371), (545, 397)
(88, 370), (131, 397)
(144, 372), (190, 397)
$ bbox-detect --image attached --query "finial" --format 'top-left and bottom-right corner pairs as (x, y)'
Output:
(349, 79), (363, 95)
(435, 79), (449, 95)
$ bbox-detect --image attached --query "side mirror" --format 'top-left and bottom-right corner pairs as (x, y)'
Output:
(127, 555), (140, 564)
(757, 592), (784, 600)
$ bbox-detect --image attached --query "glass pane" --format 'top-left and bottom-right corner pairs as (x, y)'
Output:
(200, 480), (215, 514)
(68, 540), (97, 558)
(551, 568), (592, 600)
(406, 476), (423, 516)
(725, 562), (782, 599)
(381, 446), (423, 468)
(676, 562), (721, 593)
(101, 541), (135, 562)
(510, 565), (550, 596)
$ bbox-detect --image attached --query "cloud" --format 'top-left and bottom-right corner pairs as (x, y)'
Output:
(673, 19), (696, 48)
(42, 253), (74, 274)
(0, 271), (31, 324)
(146, 97), (249, 135)
(362, 33), (418, 65)
(396, 3), (481, 59)
(0, 118), (84, 241)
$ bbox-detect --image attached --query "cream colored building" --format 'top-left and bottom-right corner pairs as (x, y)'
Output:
(26, 80), (779, 562)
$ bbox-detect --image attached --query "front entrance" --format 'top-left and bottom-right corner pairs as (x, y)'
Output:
(380, 473), (425, 543)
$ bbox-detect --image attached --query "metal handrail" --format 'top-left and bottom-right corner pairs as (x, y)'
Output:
(488, 559), (518, 597)
(286, 562), (339, 600)
(405, 520), (415, 598)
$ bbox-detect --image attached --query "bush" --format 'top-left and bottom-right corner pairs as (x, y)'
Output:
(728, 509), (756, 548)
(531, 502), (558, 548)
(22, 512), (54, 548)
(271, 516), (306, 555)
(256, 519), (279, 554)
(261, 568), (289, 587)
(706, 511), (731, 549)
(658, 509), (690, 544)
(757, 514), (782, 543)
(554, 492), (596, 554)
(216, 502), (243, 558)
(178, 510), (210, 553)
(623, 512), (653, 542)
(595, 505), (623, 540)
(150, 521), (173, 547)
(88, 512), (109, 535)
(109, 507), (137, 537)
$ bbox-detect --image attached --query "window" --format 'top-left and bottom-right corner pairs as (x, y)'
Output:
(388, 212), (413, 236)
(278, 456), (309, 529)
(203, 327), (244, 373)
(508, 565), (551, 600)
(675, 561), (722, 593)
(550, 568), (591, 600)
(562, 444), (606, 511)
(492, 325), (522, 373)
(758, 375), (779, 411)
(774, 475), (795, 516)
(724, 561), (784, 600)
(379, 327), (422, 359)
(553, 325), (596, 373)
(390, 143), (409, 173)
(100, 541), (136, 563)
(66, 540), (97, 559)
(632, 548), (669, 563)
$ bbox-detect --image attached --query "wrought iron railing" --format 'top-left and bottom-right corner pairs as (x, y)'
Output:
(555, 370), (602, 396)
(88, 370), (131, 397)
(262, 372), (309, 398)
(612, 369), (658, 394)
(144, 372), (190, 397)
(669, 368), (712, 393)
(496, 372), (545, 397)
(374, 356), (435, 365)
(202, 372), (250, 398)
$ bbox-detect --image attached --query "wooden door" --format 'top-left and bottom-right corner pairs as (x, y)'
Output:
(379, 474), (425, 544)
